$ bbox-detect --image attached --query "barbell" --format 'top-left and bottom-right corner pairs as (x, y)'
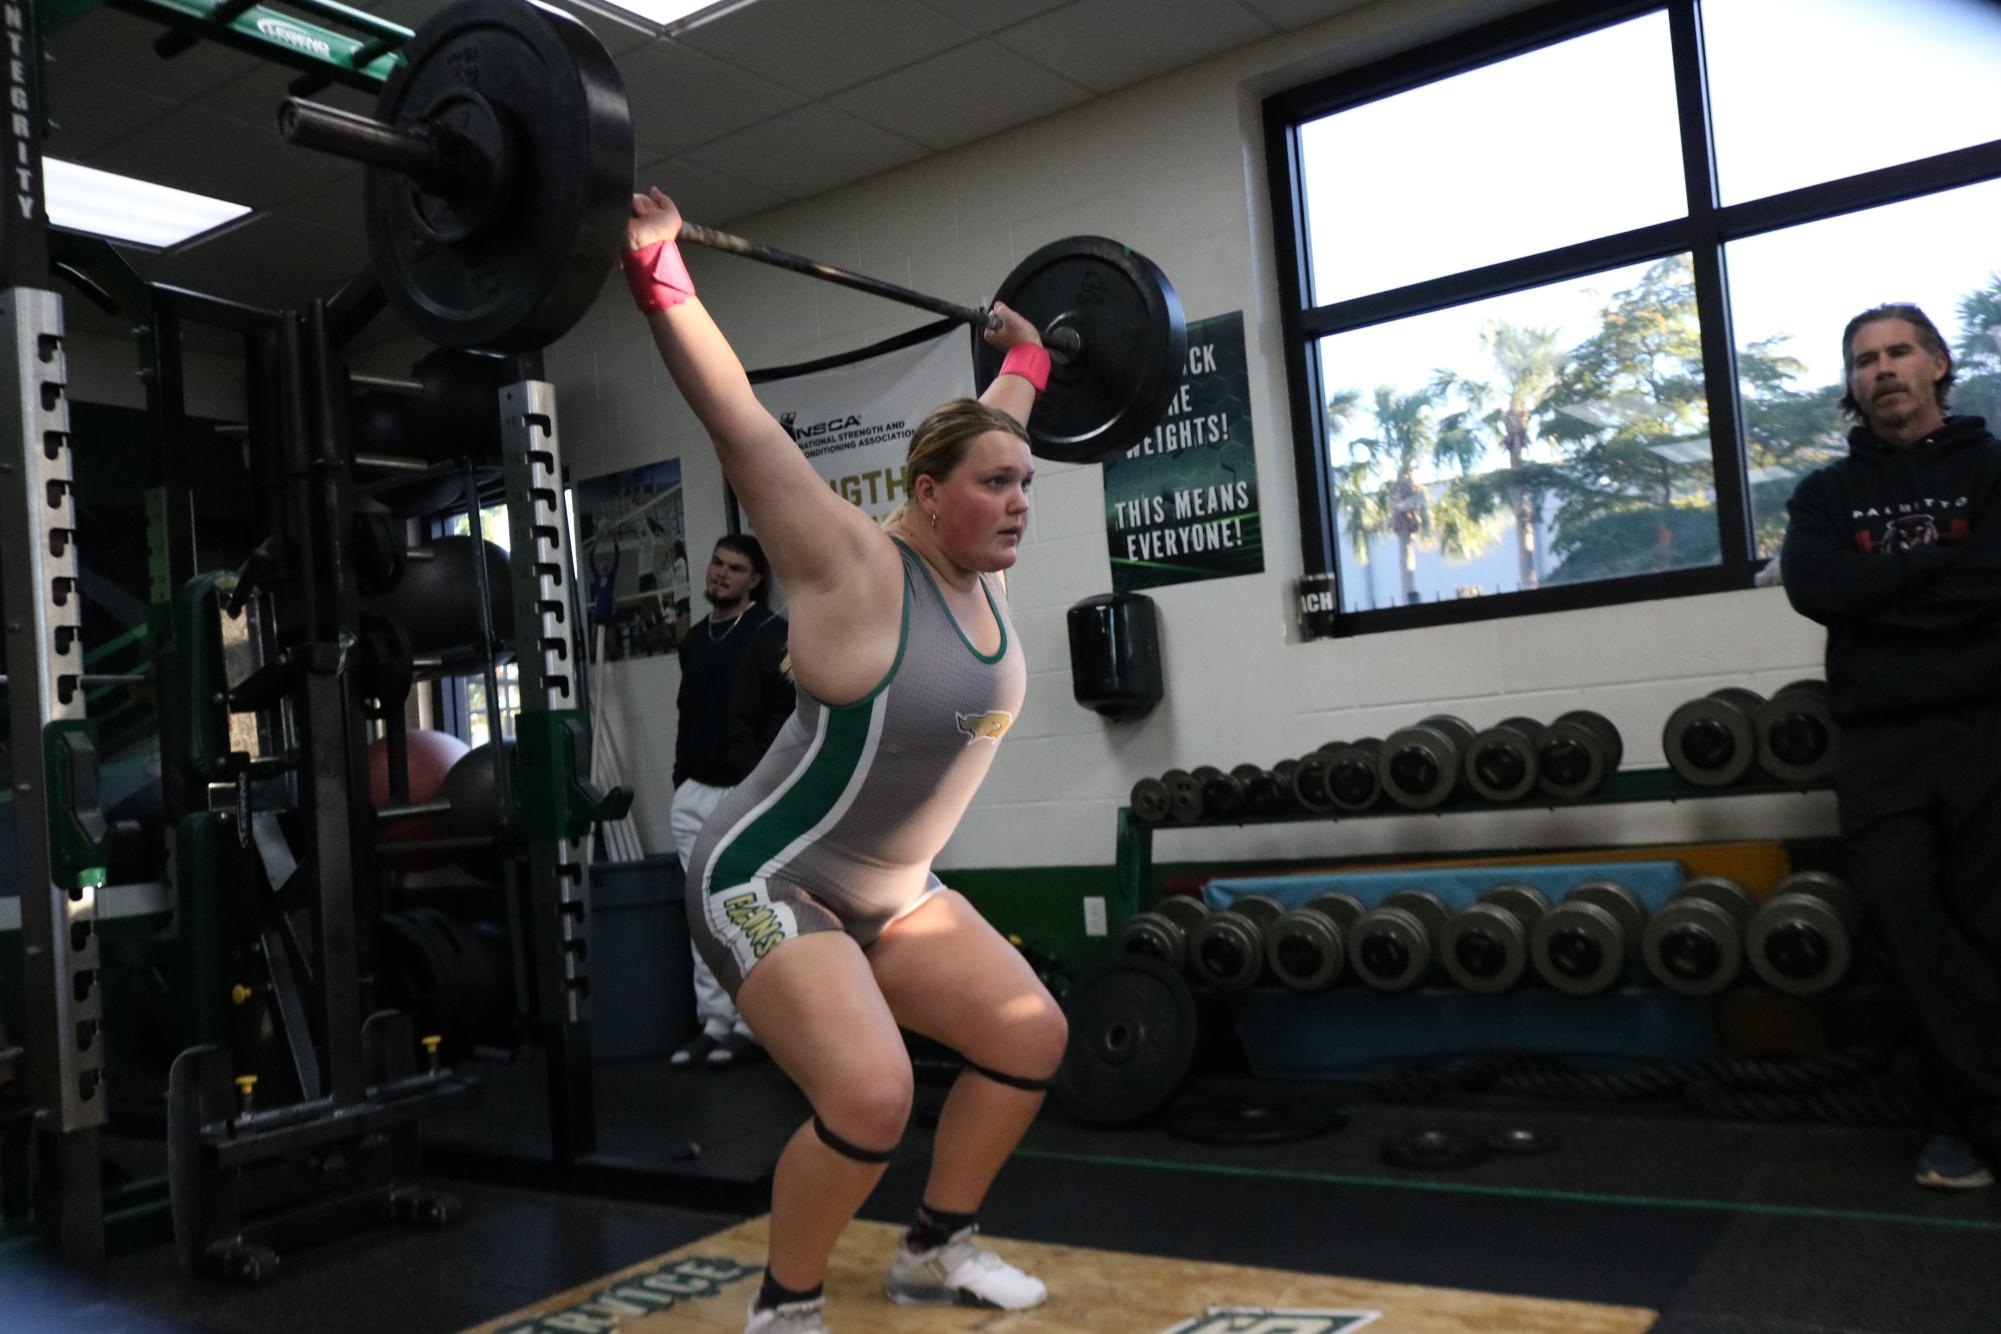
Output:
(274, 0), (1187, 465)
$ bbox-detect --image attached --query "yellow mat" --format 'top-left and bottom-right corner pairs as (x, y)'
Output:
(464, 1216), (1656, 1333)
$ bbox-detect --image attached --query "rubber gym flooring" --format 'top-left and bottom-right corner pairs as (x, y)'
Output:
(7, 1054), (2000, 1333)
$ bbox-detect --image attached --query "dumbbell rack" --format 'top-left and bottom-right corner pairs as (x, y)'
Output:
(1114, 765), (1831, 917)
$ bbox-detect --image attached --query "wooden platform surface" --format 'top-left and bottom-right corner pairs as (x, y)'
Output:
(463, 1216), (1657, 1333)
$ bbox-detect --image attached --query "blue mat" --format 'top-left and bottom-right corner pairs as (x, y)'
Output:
(1202, 861), (1719, 1076)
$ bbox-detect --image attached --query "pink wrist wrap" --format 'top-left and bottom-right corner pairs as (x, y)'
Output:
(999, 342), (1051, 393)
(623, 238), (695, 313)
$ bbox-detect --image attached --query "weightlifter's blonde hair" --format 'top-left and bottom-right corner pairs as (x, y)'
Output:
(881, 398), (1030, 533)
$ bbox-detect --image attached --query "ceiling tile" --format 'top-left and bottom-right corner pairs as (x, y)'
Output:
(910, 0), (1074, 34)
(672, 0), (977, 99)
(635, 156), (790, 226)
(46, 74), (175, 161)
(129, 213), (371, 312)
(48, 8), (262, 104)
(997, 0), (1271, 93)
(198, 65), (379, 132)
(619, 39), (807, 159)
(681, 105), (929, 199)
(1236, 0), (1376, 29)
(87, 107), (356, 212)
(546, 0), (662, 56)
(828, 40), (1091, 151)
(268, 170), (368, 228)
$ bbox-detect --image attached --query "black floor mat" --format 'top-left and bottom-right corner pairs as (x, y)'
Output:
(861, 1149), (1726, 1313)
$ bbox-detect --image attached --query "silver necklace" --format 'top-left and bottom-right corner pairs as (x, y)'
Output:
(708, 609), (749, 642)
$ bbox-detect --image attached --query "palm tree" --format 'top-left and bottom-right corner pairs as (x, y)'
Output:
(1341, 386), (1486, 605)
(1323, 388), (1385, 609)
(1478, 322), (1563, 588)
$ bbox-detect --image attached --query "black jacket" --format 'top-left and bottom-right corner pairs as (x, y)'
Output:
(673, 604), (777, 786)
(724, 614), (795, 783)
(1780, 415), (2001, 721)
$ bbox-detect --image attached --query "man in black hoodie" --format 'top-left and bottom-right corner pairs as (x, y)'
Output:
(1781, 302), (2001, 1189)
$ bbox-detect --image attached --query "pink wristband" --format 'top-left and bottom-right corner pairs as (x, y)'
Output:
(999, 342), (1051, 393)
(623, 238), (696, 313)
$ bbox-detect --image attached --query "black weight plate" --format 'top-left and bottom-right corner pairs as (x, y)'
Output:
(1464, 725), (1538, 802)
(1381, 1127), (1487, 1171)
(1166, 773), (1204, 823)
(972, 236), (1187, 464)
(1265, 909), (1343, 990)
(1347, 905), (1432, 992)
(1228, 893), (1286, 929)
(1326, 738), (1382, 811)
(1379, 723), (1461, 810)
(1053, 956), (1198, 1127)
(1531, 901), (1625, 996)
(368, 0), (633, 351)
(1303, 891), (1366, 933)
(1663, 695), (1758, 787)
(1130, 776), (1172, 824)
(1441, 902), (1529, 994)
(1114, 911), (1188, 973)
(1642, 897), (1744, 997)
(1187, 913), (1264, 991)
(1290, 751), (1336, 813)
(1486, 1126), (1561, 1155)
(1155, 895), (1211, 932)
(1166, 1091), (1347, 1145)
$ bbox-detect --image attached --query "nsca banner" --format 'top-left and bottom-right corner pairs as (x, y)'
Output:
(748, 321), (974, 522)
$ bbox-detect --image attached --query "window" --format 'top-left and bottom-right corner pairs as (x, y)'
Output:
(441, 503), (521, 749)
(1268, 0), (2001, 631)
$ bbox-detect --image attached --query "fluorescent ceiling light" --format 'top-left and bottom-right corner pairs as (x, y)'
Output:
(45, 159), (251, 251)
(583, 0), (751, 32)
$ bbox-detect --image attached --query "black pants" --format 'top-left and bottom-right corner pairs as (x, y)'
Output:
(1836, 700), (2001, 1148)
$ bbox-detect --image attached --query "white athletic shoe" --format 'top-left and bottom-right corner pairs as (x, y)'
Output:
(883, 1226), (1049, 1310)
(743, 1293), (828, 1333)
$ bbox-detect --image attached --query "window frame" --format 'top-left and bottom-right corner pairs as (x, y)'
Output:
(1264, 0), (2001, 635)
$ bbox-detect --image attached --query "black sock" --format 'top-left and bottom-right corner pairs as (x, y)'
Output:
(755, 1268), (822, 1312)
(906, 1203), (976, 1251)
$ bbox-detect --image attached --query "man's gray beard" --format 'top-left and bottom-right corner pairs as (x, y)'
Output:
(1868, 396), (1919, 434)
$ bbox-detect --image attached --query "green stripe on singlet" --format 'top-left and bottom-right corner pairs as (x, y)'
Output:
(707, 700), (878, 894)
(706, 568), (912, 895)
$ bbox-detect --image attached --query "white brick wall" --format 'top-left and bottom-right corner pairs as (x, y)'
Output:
(432, 0), (1845, 865)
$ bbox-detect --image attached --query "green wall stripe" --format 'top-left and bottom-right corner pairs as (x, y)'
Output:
(1016, 1147), (2001, 1233)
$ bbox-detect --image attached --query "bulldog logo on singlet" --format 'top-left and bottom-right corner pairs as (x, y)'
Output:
(955, 709), (1014, 744)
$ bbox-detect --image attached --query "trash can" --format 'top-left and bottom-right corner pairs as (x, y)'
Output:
(589, 855), (697, 1061)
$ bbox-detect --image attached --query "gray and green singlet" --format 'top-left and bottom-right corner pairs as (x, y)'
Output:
(685, 537), (1027, 993)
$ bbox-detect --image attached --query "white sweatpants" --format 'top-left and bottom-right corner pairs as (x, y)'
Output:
(670, 779), (754, 1041)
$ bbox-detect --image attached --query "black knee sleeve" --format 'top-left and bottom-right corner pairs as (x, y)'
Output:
(812, 1114), (897, 1164)
(964, 1059), (1055, 1093)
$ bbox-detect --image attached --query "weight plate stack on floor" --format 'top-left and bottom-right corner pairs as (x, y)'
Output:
(1053, 956), (1199, 1127)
